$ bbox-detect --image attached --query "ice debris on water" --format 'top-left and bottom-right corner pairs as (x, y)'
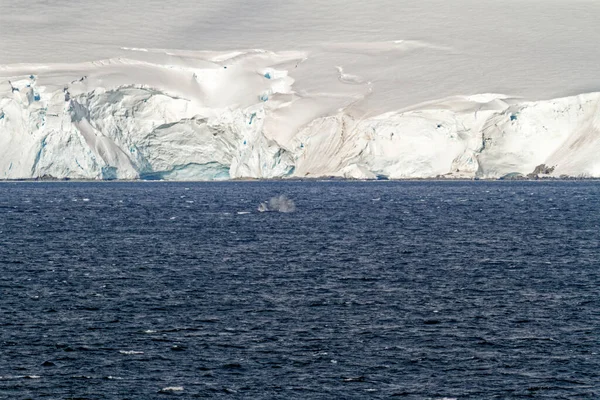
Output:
(258, 195), (296, 213)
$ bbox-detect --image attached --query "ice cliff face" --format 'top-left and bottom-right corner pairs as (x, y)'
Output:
(1, 50), (600, 180)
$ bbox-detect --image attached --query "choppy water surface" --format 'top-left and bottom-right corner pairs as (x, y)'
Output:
(0, 181), (598, 399)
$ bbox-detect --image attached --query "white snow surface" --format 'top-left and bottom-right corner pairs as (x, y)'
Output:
(1, 0), (600, 180)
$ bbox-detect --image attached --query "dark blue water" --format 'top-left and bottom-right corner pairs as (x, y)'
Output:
(0, 181), (598, 399)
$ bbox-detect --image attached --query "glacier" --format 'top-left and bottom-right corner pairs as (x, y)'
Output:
(2, 0), (600, 180)
(2, 48), (600, 180)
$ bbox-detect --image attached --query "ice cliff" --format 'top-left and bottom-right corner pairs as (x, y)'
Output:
(2, 49), (600, 180)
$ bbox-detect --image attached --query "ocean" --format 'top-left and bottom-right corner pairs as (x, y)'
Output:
(0, 181), (598, 399)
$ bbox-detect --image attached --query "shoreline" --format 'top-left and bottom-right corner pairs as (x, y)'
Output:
(2, 176), (600, 183)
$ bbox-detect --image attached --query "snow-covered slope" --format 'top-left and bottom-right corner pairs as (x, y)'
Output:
(1, 1), (600, 180)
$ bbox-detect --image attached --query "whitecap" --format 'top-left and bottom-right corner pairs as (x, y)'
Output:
(119, 350), (144, 355)
(160, 386), (184, 392)
(237, 211), (251, 215)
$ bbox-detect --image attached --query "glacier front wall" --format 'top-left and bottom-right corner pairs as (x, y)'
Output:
(2, 54), (600, 180)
